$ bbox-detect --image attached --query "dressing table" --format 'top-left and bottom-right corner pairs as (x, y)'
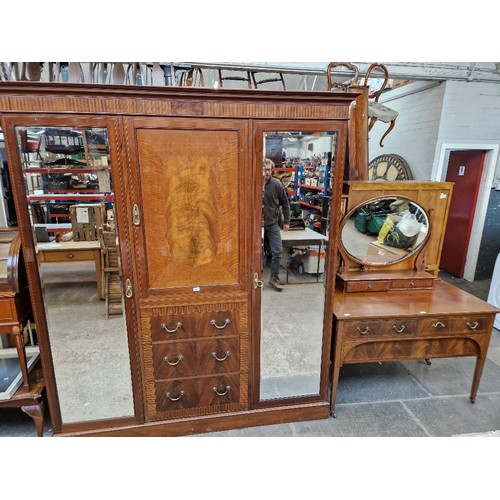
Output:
(330, 181), (500, 416)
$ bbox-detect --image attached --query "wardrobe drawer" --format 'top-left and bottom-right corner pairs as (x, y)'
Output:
(150, 315), (197, 341)
(150, 308), (239, 341)
(154, 374), (240, 412)
(152, 337), (240, 379)
(343, 318), (419, 339)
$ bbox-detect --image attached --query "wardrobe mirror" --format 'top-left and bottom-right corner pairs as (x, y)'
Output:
(15, 125), (134, 424)
(260, 131), (336, 400)
(340, 196), (430, 266)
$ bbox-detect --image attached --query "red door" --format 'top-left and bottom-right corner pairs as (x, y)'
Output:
(440, 150), (485, 277)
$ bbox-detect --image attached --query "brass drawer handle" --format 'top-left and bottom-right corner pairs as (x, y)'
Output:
(356, 326), (370, 335)
(212, 350), (230, 362)
(163, 354), (183, 366)
(392, 324), (406, 333)
(161, 321), (183, 334)
(165, 390), (185, 401)
(467, 321), (479, 330)
(213, 385), (231, 397)
(210, 318), (231, 329)
(432, 321), (446, 329)
(66, 253), (74, 258)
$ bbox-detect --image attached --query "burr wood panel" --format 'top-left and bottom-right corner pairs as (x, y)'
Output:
(135, 127), (240, 290)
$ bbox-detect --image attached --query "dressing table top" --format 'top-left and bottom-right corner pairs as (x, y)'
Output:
(334, 279), (500, 319)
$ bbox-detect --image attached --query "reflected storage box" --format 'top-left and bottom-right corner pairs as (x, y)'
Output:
(302, 245), (325, 274)
(70, 203), (106, 241)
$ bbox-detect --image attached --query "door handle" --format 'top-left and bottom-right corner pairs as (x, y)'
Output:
(125, 278), (133, 298)
(253, 272), (263, 289)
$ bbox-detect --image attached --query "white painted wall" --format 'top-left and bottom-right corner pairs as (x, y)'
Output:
(368, 81), (446, 179)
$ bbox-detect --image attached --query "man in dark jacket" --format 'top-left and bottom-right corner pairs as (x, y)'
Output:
(263, 158), (291, 291)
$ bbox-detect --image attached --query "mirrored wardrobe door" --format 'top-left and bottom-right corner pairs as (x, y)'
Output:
(13, 124), (134, 424)
(259, 130), (338, 401)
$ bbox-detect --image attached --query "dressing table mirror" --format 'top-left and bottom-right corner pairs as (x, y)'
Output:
(336, 181), (454, 292)
(336, 194), (436, 292)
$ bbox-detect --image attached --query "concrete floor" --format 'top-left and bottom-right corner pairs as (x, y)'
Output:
(1, 271), (499, 438)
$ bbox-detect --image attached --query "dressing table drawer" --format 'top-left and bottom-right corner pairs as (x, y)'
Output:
(418, 316), (455, 336)
(343, 319), (419, 339)
(453, 315), (491, 334)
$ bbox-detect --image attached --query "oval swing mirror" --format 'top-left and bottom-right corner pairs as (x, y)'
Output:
(340, 196), (430, 267)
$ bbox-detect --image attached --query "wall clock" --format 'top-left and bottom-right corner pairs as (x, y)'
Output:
(368, 154), (413, 181)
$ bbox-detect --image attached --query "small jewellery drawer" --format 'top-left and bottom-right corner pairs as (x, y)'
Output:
(344, 319), (419, 339)
(390, 278), (434, 290)
(344, 280), (390, 293)
(453, 315), (491, 334)
(419, 317), (454, 336)
(152, 337), (240, 379)
(155, 374), (240, 412)
(151, 309), (238, 341)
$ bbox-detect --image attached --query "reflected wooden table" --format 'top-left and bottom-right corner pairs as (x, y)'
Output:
(36, 241), (103, 299)
(280, 228), (327, 283)
(0, 363), (46, 436)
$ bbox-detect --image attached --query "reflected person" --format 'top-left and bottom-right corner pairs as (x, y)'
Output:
(263, 158), (291, 291)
